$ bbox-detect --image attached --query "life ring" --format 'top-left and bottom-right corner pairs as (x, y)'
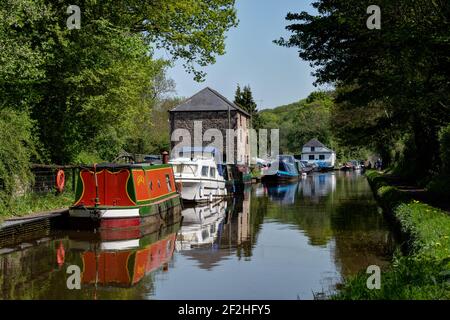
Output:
(56, 169), (65, 193)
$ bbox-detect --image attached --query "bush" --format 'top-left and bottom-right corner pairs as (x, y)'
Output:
(0, 109), (36, 207)
(440, 124), (450, 174)
(73, 151), (104, 165)
(396, 202), (450, 260)
(426, 175), (450, 198)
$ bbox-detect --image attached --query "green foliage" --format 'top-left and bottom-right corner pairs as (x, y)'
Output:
(439, 124), (450, 174)
(0, 109), (37, 206)
(234, 84), (261, 130)
(1, 0), (238, 163)
(0, 189), (75, 218)
(396, 202), (450, 260)
(426, 176), (450, 198)
(259, 90), (366, 160)
(277, 0), (450, 181)
(335, 254), (450, 300)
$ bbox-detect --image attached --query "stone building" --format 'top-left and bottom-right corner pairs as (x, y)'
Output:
(169, 87), (251, 165)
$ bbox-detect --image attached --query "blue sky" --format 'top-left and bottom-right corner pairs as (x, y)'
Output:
(156, 0), (325, 110)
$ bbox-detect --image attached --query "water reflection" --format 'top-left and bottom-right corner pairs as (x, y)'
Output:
(176, 201), (227, 250)
(0, 171), (396, 299)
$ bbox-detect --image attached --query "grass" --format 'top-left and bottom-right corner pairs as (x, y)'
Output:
(0, 189), (74, 222)
(334, 171), (450, 300)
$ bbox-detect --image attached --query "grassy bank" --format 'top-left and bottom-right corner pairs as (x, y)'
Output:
(0, 190), (74, 223)
(334, 171), (450, 299)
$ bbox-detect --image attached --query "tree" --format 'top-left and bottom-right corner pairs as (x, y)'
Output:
(234, 84), (262, 130)
(0, 0), (48, 205)
(59, 0), (238, 82)
(276, 0), (450, 180)
(1, 0), (238, 164)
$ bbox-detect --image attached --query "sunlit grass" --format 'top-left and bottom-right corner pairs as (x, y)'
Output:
(0, 190), (74, 220)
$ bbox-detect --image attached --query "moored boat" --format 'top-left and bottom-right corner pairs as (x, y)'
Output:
(261, 155), (300, 183)
(169, 157), (227, 203)
(69, 163), (181, 230)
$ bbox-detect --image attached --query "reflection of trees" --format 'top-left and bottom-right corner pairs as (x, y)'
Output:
(330, 201), (396, 278)
(261, 172), (395, 277)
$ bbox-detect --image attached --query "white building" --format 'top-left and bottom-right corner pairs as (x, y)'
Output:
(301, 138), (336, 169)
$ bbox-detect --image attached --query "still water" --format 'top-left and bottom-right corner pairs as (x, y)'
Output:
(0, 171), (396, 300)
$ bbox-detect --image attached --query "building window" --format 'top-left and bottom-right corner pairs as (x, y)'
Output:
(319, 155), (325, 160)
(309, 155), (315, 160)
(201, 166), (209, 177)
(311, 147), (315, 152)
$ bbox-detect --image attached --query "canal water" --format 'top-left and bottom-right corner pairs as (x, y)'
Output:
(0, 171), (396, 300)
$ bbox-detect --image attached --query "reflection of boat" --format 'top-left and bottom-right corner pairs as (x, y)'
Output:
(169, 157), (227, 203)
(266, 183), (298, 205)
(69, 221), (181, 288)
(69, 163), (181, 229)
(176, 201), (227, 250)
(299, 173), (336, 198)
(262, 155), (299, 183)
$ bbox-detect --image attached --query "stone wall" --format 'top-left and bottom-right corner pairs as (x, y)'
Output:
(170, 111), (249, 164)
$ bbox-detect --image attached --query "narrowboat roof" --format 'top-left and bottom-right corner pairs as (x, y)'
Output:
(78, 163), (171, 170)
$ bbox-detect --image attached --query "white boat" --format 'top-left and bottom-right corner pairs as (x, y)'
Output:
(169, 157), (227, 202)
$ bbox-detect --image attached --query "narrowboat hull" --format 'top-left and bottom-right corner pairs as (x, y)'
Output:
(69, 164), (181, 230)
(175, 177), (227, 202)
(261, 172), (299, 183)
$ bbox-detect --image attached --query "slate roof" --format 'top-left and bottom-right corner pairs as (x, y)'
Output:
(303, 138), (326, 148)
(169, 87), (250, 117)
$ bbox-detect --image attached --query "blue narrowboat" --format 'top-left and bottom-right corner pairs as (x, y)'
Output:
(262, 155), (300, 183)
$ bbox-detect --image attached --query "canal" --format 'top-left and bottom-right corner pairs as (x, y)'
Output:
(0, 171), (396, 299)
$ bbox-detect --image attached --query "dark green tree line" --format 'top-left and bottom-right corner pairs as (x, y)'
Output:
(234, 84), (262, 130)
(276, 0), (450, 182)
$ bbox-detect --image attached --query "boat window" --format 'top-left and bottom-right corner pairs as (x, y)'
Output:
(149, 181), (153, 190)
(201, 166), (209, 177)
(157, 180), (161, 188)
(210, 167), (216, 178)
(309, 155), (315, 160)
(172, 165), (181, 174)
(165, 174), (172, 192)
(319, 155), (325, 160)
(180, 164), (197, 175)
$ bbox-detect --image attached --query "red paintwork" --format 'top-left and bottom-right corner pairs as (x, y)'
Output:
(75, 167), (177, 207)
(76, 169), (135, 207)
(133, 168), (176, 202)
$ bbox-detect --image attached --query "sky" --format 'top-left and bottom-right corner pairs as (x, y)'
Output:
(156, 0), (323, 110)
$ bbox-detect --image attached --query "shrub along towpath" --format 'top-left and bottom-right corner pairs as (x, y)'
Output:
(334, 171), (450, 300)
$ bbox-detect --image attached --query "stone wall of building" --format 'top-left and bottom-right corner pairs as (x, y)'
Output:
(170, 110), (249, 165)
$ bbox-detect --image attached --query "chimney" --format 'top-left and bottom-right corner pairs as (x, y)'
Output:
(162, 151), (169, 164)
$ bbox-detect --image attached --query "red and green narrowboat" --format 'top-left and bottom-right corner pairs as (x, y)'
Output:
(69, 163), (181, 229)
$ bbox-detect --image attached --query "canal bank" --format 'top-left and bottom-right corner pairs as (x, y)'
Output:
(334, 171), (450, 300)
